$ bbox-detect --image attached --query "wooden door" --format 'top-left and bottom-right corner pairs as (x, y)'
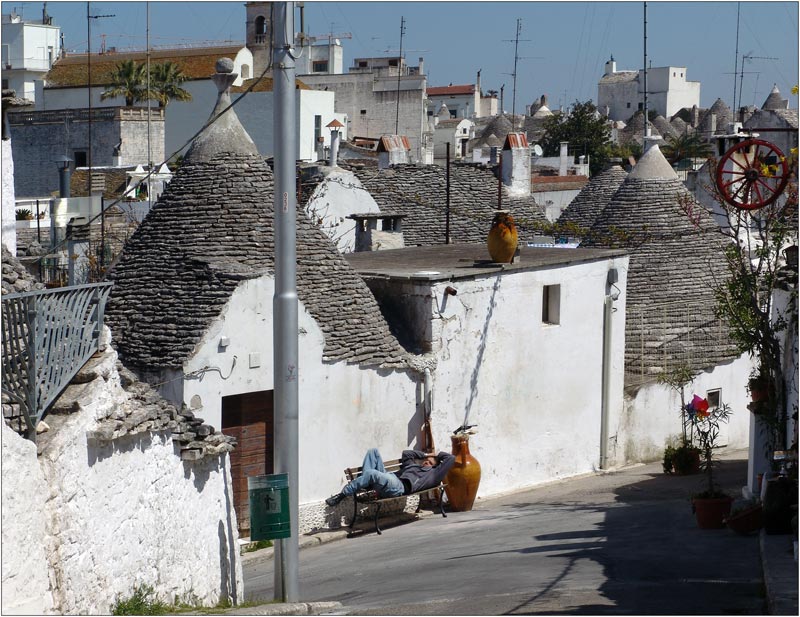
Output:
(221, 391), (274, 536)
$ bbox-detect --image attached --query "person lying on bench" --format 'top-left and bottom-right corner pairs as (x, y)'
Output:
(325, 447), (455, 507)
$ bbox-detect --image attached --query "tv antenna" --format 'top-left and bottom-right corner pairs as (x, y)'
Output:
(502, 18), (541, 130)
(738, 53), (778, 111)
(394, 16), (405, 134)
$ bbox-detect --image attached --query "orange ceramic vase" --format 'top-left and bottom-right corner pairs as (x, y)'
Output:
(445, 434), (482, 511)
(487, 210), (518, 263)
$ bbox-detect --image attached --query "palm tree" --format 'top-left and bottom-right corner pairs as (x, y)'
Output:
(661, 132), (713, 165)
(100, 60), (150, 106)
(149, 62), (192, 108)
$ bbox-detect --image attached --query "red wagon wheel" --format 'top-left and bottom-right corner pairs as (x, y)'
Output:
(715, 138), (790, 210)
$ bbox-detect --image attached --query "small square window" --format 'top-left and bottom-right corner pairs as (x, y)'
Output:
(73, 150), (87, 167)
(707, 389), (721, 408)
(681, 72), (684, 77)
(360, 109), (367, 115)
(542, 284), (561, 325)
(626, 102), (631, 108)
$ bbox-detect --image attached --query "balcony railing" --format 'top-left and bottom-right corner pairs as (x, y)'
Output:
(1, 282), (113, 441)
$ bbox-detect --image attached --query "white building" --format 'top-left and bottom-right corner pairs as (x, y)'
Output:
(1, 7), (61, 102)
(426, 74), (498, 120)
(598, 56), (700, 122)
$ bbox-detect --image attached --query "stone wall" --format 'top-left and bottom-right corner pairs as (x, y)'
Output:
(1, 328), (242, 614)
(7, 108), (164, 198)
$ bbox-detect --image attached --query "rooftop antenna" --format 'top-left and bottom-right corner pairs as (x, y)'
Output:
(394, 15), (405, 135)
(740, 53), (779, 111)
(86, 2), (114, 189)
(502, 18), (538, 130)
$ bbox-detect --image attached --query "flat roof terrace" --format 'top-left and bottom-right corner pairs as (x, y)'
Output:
(345, 244), (628, 282)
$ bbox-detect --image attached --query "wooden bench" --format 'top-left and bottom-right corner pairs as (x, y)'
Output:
(344, 458), (447, 535)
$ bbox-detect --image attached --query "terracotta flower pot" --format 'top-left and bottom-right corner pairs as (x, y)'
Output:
(692, 496), (733, 529)
(724, 505), (763, 535)
(487, 210), (518, 263)
(445, 434), (481, 511)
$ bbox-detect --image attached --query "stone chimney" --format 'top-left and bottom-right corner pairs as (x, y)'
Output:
(559, 142), (569, 176)
(327, 119), (344, 167)
(418, 57), (424, 75)
(348, 213), (405, 252)
(501, 132), (531, 196)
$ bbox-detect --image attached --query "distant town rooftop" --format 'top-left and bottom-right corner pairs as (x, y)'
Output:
(345, 244), (627, 282)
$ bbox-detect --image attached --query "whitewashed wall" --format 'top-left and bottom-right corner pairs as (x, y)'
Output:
(304, 169), (380, 253)
(2, 337), (243, 614)
(177, 276), (420, 532)
(532, 189), (582, 222)
(2, 139), (17, 254)
(422, 256), (629, 497)
(1, 422), (55, 615)
(610, 354), (755, 468)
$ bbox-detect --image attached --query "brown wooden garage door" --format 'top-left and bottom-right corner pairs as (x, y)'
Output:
(221, 391), (274, 536)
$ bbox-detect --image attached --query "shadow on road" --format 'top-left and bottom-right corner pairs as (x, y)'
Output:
(495, 457), (765, 615)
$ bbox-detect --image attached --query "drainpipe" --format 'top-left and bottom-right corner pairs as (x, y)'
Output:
(423, 368), (435, 452)
(600, 268), (619, 469)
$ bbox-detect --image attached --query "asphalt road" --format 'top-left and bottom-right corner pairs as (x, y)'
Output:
(244, 451), (765, 615)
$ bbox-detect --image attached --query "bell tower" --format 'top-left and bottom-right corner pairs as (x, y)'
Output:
(245, 2), (272, 78)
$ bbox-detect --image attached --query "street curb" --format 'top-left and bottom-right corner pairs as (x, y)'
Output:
(215, 601), (343, 615)
(241, 510), (434, 567)
(759, 529), (798, 615)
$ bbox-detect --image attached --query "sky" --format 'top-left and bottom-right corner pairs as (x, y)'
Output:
(6, 0), (799, 112)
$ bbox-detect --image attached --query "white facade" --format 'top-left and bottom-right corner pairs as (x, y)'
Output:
(432, 117), (475, 161)
(296, 39), (345, 75)
(598, 58), (700, 122)
(159, 276), (420, 532)
(1, 334), (242, 614)
(1, 11), (61, 102)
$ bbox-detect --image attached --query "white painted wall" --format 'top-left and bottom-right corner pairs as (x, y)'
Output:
(177, 276), (420, 532)
(2, 139), (17, 253)
(304, 168), (380, 253)
(1, 335), (243, 614)
(1, 421), (55, 615)
(610, 355), (755, 468)
(422, 255), (629, 497)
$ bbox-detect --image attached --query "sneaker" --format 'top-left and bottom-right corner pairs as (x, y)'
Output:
(325, 493), (345, 507)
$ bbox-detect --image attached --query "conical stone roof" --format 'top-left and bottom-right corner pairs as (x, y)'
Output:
(653, 115), (678, 139)
(474, 114), (514, 147)
(762, 84), (787, 111)
(105, 63), (409, 372)
(353, 164), (550, 246)
(556, 165), (627, 235)
(580, 145), (739, 379)
(698, 98), (732, 135)
(669, 115), (689, 134)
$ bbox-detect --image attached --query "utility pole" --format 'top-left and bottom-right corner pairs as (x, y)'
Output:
(86, 3), (114, 183)
(642, 2), (649, 145)
(732, 2), (740, 112)
(394, 16), (405, 135)
(272, 0), (299, 604)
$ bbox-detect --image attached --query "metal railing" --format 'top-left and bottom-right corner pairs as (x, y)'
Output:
(1, 282), (113, 440)
(624, 300), (736, 388)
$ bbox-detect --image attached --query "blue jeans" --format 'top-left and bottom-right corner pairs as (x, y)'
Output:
(342, 448), (405, 498)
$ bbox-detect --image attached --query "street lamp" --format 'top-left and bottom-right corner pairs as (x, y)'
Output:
(54, 155), (73, 198)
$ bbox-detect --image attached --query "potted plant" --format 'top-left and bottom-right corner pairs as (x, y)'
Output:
(747, 370), (770, 403)
(724, 499), (763, 535)
(660, 364), (702, 475)
(688, 394), (734, 528)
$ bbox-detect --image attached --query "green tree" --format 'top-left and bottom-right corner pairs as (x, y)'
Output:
(149, 61), (192, 108)
(661, 132), (713, 165)
(100, 60), (150, 106)
(540, 100), (612, 175)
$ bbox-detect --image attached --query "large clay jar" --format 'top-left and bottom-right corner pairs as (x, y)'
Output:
(487, 210), (518, 263)
(445, 434), (482, 511)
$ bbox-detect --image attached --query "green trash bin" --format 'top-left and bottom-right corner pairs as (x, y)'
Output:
(248, 473), (291, 540)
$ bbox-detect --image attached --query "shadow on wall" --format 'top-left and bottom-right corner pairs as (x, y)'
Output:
(462, 276), (502, 428)
(87, 431), (167, 465)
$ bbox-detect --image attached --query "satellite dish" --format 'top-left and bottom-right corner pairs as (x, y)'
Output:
(533, 144), (543, 157)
